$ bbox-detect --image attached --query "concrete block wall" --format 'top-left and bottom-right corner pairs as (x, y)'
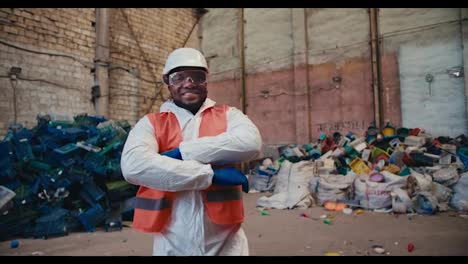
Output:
(380, 8), (467, 137)
(0, 8), (96, 136)
(199, 8), (468, 158)
(0, 8), (198, 137)
(200, 8), (242, 109)
(305, 8), (374, 140)
(244, 8), (296, 146)
(201, 8), (375, 151)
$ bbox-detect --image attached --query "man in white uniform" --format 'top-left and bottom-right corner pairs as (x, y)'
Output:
(121, 47), (262, 256)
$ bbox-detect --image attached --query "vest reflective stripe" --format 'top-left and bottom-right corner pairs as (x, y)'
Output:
(135, 196), (171, 211)
(132, 179), (174, 233)
(205, 187), (242, 202)
(132, 105), (244, 233)
(202, 184), (244, 224)
(133, 207), (171, 233)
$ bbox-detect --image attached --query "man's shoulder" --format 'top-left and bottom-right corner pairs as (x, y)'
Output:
(213, 104), (241, 113)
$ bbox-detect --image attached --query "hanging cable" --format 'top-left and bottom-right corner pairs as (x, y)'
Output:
(0, 75), (85, 93)
(119, 8), (166, 114)
(0, 39), (93, 69)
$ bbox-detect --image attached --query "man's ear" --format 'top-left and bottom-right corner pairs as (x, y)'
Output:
(163, 74), (169, 85)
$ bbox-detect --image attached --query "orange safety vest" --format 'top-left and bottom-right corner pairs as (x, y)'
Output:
(132, 105), (244, 233)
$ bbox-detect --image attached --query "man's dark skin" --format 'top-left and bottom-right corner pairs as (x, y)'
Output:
(163, 66), (208, 115)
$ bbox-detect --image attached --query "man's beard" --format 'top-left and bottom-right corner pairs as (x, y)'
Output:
(173, 96), (207, 115)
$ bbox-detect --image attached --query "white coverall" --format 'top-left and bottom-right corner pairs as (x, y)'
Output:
(121, 98), (262, 256)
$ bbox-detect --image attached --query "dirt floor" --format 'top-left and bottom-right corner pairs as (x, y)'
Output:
(1, 192), (468, 256)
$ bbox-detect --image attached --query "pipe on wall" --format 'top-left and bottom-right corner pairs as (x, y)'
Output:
(94, 8), (110, 117)
(238, 8), (248, 172)
(304, 8), (312, 142)
(460, 8), (468, 134)
(369, 8), (383, 129)
(239, 8), (247, 114)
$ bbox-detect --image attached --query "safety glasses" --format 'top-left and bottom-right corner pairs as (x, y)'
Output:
(168, 70), (207, 86)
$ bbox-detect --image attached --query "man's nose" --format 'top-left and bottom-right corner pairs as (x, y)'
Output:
(181, 77), (196, 87)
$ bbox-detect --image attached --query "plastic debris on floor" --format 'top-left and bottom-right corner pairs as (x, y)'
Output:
(251, 123), (468, 216)
(0, 113), (136, 241)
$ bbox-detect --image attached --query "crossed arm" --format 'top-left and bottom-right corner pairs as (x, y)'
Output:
(121, 107), (262, 192)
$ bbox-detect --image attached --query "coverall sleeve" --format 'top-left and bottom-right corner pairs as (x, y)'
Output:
(179, 107), (262, 165)
(121, 116), (214, 192)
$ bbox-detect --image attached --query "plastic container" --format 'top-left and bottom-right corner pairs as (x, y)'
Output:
(0, 207), (39, 241)
(67, 167), (91, 184)
(403, 136), (426, 147)
(457, 147), (468, 169)
(14, 133), (35, 162)
(120, 197), (136, 221)
(81, 181), (105, 203)
(382, 164), (400, 174)
(349, 158), (370, 174)
(369, 173), (384, 183)
(78, 204), (106, 232)
(0, 141), (15, 183)
(388, 137), (401, 149)
(371, 147), (390, 161)
(278, 145), (304, 163)
(50, 127), (87, 142)
(361, 149), (371, 161)
(29, 160), (53, 173)
(0, 186), (15, 211)
(409, 153), (434, 167)
(414, 193), (437, 214)
(306, 148), (321, 160)
(33, 208), (70, 239)
(73, 113), (107, 127)
(382, 122), (396, 138)
(83, 152), (108, 176)
(409, 128), (422, 136)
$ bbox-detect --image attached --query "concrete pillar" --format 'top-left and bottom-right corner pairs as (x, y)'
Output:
(292, 8), (311, 144)
(95, 8), (110, 117)
(370, 8), (383, 129)
(238, 8), (246, 114)
(462, 8), (468, 131)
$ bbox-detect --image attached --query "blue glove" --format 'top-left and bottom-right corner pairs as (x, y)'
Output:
(212, 167), (249, 193)
(160, 147), (182, 160)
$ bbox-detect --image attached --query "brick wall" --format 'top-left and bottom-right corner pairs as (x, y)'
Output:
(108, 8), (198, 124)
(0, 8), (198, 136)
(0, 8), (96, 136)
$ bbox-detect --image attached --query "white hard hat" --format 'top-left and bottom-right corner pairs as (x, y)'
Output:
(162, 48), (208, 75)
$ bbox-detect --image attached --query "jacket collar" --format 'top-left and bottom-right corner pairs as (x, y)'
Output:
(160, 98), (216, 116)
